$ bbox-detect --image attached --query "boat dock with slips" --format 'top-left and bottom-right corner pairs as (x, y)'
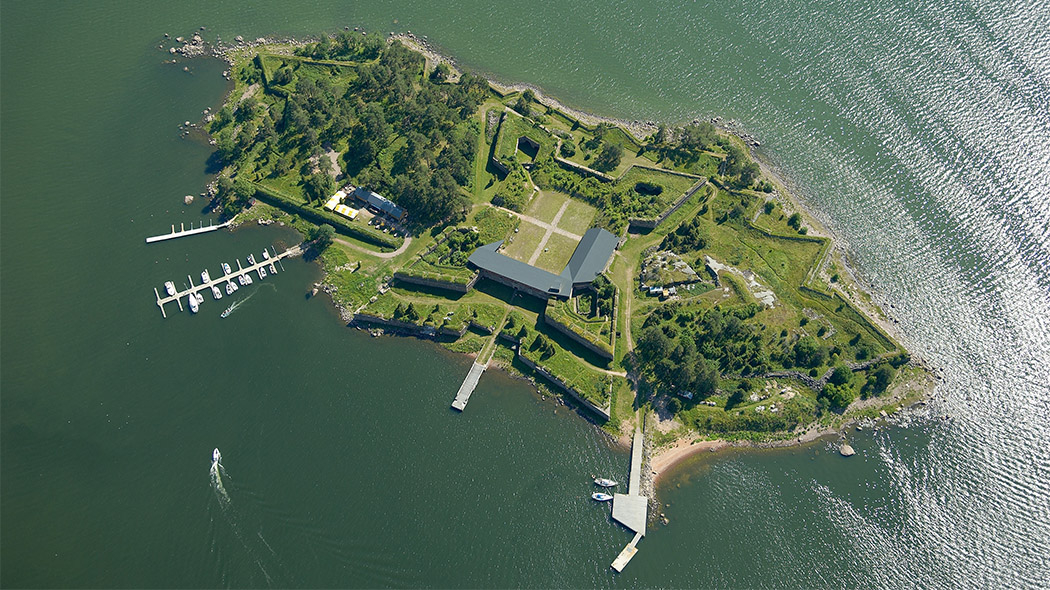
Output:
(145, 219), (232, 243)
(153, 244), (303, 317)
(610, 423), (648, 572)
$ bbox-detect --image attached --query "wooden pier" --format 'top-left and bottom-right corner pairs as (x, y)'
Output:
(153, 244), (303, 317)
(145, 219), (232, 243)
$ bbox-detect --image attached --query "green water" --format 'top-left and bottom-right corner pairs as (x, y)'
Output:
(3, 0), (1048, 587)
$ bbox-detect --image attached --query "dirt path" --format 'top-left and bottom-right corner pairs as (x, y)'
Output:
(334, 236), (412, 259)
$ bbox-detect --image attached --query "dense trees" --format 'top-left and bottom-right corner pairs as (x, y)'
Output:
(661, 214), (709, 251)
(308, 223), (336, 251)
(212, 38), (488, 227)
(593, 143), (623, 172)
(590, 275), (615, 317)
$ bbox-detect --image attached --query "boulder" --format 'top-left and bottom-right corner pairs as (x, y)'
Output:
(839, 444), (856, 457)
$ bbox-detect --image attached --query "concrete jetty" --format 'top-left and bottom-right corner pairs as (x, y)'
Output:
(153, 244), (303, 317)
(610, 423), (648, 572)
(451, 360), (488, 411)
(145, 219), (232, 243)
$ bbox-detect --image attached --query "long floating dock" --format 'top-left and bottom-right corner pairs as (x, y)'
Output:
(611, 423), (648, 572)
(145, 219), (232, 243)
(451, 361), (487, 411)
(153, 244), (303, 317)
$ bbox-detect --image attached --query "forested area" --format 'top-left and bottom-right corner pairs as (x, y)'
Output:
(209, 37), (491, 227)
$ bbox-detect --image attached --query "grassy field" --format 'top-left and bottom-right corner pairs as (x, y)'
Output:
(501, 220), (546, 261)
(558, 198), (598, 235)
(525, 191), (568, 224)
(534, 232), (578, 273)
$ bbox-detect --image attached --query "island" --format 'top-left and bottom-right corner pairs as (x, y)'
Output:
(186, 29), (933, 484)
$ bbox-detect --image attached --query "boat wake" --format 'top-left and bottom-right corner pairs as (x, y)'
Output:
(211, 451), (230, 506)
(207, 448), (290, 587)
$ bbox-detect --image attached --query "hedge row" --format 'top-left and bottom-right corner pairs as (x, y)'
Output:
(250, 183), (401, 249)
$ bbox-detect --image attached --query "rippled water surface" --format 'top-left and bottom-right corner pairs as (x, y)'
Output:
(3, 0), (1049, 587)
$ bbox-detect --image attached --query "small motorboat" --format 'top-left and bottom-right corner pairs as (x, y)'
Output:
(258, 266), (267, 279)
(247, 254), (256, 265)
(591, 492), (613, 502)
(188, 292), (200, 313)
(243, 274), (253, 285)
(211, 285), (223, 300)
(226, 281), (236, 295)
(164, 281), (176, 296)
(220, 303), (234, 318)
(196, 292), (204, 304)
(269, 263), (277, 274)
(262, 249), (270, 260)
(222, 262), (232, 275)
(237, 274), (246, 286)
(594, 478), (618, 488)
(201, 269), (211, 283)
(212, 448), (221, 463)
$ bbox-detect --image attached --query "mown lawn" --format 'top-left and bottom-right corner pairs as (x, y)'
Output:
(501, 220), (546, 262)
(534, 232), (578, 273)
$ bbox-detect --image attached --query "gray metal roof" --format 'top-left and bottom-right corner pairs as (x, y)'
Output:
(565, 228), (619, 286)
(467, 227), (617, 297)
(354, 187), (405, 219)
(467, 241), (572, 297)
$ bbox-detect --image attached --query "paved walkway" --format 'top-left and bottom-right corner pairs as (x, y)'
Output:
(334, 236), (412, 259)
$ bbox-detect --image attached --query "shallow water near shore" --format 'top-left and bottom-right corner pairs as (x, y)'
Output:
(3, 0), (1049, 587)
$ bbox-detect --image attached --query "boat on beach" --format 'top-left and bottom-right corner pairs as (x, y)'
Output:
(164, 281), (176, 296)
(594, 478), (618, 488)
(591, 492), (613, 502)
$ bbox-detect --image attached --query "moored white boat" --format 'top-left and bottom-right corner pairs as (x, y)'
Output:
(247, 254), (256, 265)
(196, 292), (204, 303)
(269, 263), (277, 274)
(226, 281), (236, 295)
(211, 285), (222, 300)
(237, 274), (246, 286)
(244, 274), (253, 285)
(594, 478), (618, 488)
(164, 281), (176, 296)
(188, 293), (199, 313)
(262, 249), (270, 260)
(258, 266), (267, 279)
(201, 269), (211, 283)
(591, 492), (613, 502)
(222, 262), (232, 275)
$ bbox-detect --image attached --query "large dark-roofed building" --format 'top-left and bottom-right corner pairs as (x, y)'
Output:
(467, 227), (618, 300)
(353, 186), (406, 221)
